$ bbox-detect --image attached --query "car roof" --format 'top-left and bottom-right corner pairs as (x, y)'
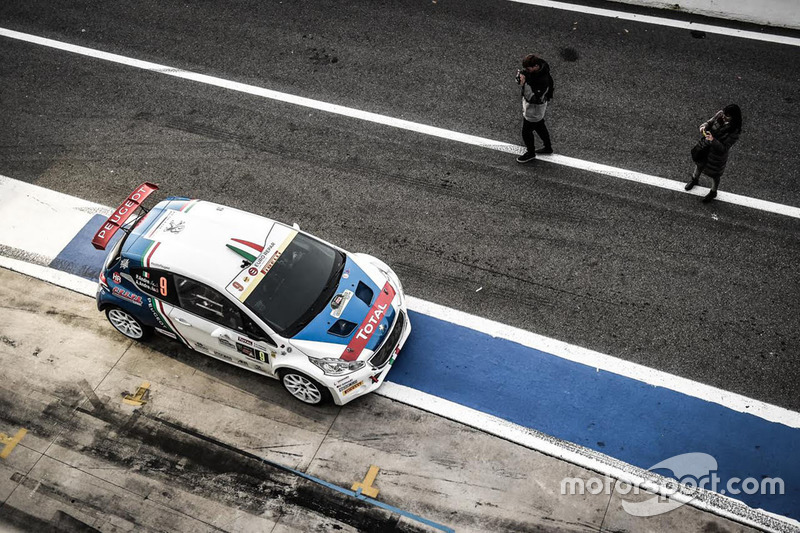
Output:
(123, 198), (277, 289)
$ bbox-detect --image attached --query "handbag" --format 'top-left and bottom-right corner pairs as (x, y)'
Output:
(691, 137), (711, 163)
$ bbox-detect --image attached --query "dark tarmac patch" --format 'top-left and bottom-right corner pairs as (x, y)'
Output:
(690, 30), (707, 39)
(307, 47), (339, 65)
(702, 521), (733, 532)
(51, 403), (436, 532)
(50, 510), (101, 532)
(0, 504), (54, 532)
(0, 386), (82, 441)
(559, 47), (579, 62)
(10, 472), (136, 529)
(0, 335), (17, 348)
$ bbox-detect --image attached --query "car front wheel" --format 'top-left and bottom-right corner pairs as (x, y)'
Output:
(280, 371), (330, 405)
(106, 307), (151, 341)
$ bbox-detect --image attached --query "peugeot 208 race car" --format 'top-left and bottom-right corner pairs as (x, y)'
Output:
(92, 183), (411, 405)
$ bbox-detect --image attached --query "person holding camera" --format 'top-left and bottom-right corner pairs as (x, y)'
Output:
(516, 53), (554, 164)
(685, 104), (742, 203)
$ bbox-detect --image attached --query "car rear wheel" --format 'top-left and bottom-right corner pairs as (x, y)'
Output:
(280, 371), (330, 405)
(106, 307), (151, 341)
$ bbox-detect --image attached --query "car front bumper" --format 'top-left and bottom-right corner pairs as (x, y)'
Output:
(328, 307), (412, 406)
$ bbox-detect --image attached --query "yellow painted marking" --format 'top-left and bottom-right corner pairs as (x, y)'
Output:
(0, 428), (28, 459)
(123, 381), (150, 406)
(352, 465), (381, 498)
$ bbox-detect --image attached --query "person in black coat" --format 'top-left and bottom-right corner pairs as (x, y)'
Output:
(515, 54), (554, 163)
(685, 104), (743, 203)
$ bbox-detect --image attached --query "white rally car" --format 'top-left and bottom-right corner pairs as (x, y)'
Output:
(93, 183), (411, 405)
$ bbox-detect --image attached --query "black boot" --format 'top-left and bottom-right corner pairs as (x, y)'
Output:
(516, 152), (536, 163)
(685, 177), (699, 191)
(702, 190), (717, 203)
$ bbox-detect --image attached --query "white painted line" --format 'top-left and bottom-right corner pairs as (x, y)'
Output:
(2, 28), (800, 220)
(0, 255), (99, 296)
(377, 382), (798, 533)
(406, 296), (800, 429)
(509, 0), (800, 47)
(551, 154), (800, 219)
(0, 175), (111, 258)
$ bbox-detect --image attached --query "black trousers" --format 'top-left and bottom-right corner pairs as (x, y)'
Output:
(692, 164), (721, 192)
(522, 117), (552, 153)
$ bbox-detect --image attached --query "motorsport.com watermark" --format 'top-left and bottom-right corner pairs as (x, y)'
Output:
(560, 453), (785, 517)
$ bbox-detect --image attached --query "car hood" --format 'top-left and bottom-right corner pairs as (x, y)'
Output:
(290, 254), (396, 360)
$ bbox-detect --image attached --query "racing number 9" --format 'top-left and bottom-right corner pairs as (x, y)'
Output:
(130, 268), (177, 305)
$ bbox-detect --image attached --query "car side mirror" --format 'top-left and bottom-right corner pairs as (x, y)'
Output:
(238, 321), (278, 347)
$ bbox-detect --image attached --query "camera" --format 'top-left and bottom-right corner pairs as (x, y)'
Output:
(515, 69), (523, 84)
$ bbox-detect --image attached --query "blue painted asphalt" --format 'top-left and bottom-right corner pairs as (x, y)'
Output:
(391, 312), (800, 520)
(55, 216), (800, 521)
(50, 214), (123, 280)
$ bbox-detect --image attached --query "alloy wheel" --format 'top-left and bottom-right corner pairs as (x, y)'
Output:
(282, 373), (323, 404)
(107, 308), (144, 339)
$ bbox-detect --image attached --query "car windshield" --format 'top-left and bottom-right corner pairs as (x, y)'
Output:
(241, 233), (344, 337)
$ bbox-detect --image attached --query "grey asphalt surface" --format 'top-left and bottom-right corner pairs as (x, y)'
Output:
(1, 0), (799, 411)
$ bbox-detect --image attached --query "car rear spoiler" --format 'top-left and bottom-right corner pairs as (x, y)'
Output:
(91, 182), (159, 250)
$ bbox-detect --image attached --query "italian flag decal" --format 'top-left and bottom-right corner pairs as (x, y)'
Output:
(178, 199), (199, 213)
(226, 238), (264, 264)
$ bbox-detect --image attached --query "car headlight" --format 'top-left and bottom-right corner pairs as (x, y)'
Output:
(308, 357), (366, 376)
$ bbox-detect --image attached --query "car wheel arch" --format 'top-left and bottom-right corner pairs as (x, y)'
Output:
(276, 367), (332, 405)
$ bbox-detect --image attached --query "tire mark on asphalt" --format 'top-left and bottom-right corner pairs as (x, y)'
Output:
(9, 469), (227, 532)
(144, 113), (610, 225)
(0, 384), (432, 531)
(392, 261), (556, 311)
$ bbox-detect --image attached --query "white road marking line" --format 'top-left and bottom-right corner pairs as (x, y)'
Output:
(0, 255), (98, 295)
(0, 176), (111, 259)
(2, 27), (800, 220)
(510, 0), (800, 47)
(552, 154), (800, 219)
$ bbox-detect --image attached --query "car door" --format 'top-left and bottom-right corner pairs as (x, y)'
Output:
(168, 274), (278, 376)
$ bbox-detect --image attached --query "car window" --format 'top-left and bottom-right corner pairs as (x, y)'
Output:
(174, 275), (243, 331)
(242, 233), (343, 337)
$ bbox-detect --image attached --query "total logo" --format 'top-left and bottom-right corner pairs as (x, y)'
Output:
(355, 303), (389, 341)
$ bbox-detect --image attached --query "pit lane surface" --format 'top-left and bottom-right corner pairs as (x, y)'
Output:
(1, 0), (799, 528)
(2, 267), (773, 532)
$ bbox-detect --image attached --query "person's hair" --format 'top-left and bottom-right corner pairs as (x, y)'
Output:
(522, 54), (541, 69)
(723, 104), (743, 131)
